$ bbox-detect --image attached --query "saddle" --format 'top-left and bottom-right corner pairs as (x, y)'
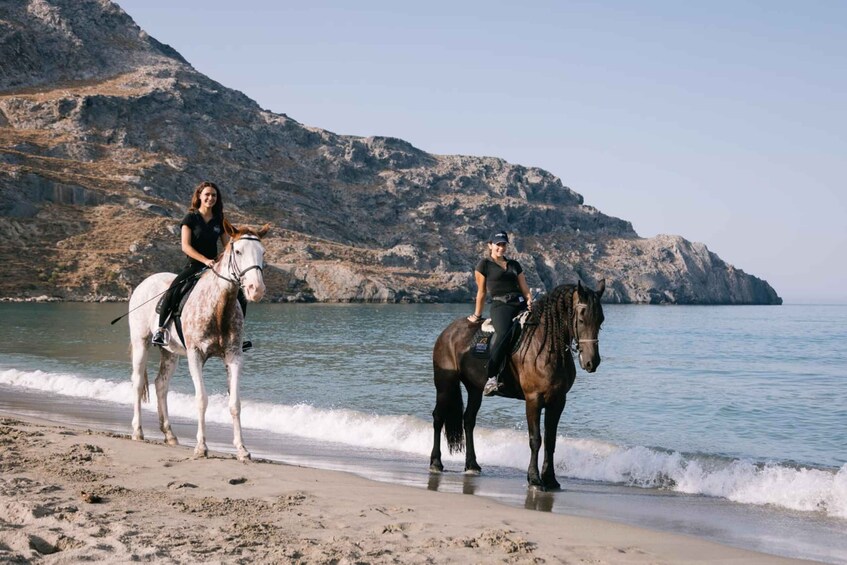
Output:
(470, 310), (531, 359)
(155, 273), (203, 347)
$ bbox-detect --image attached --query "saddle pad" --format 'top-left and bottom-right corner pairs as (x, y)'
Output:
(471, 329), (492, 359)
(470, 310), (532, 359)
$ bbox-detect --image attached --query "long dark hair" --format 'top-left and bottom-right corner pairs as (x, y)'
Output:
(189, 181), (224, 219)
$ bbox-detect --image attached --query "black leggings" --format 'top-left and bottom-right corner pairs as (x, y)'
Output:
(488, 300), (526, 379)
(157, 262), (247, 328)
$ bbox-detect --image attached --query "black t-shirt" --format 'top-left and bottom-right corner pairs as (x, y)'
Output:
(180, 211), (223, 263)
(475, 257), (523, 297)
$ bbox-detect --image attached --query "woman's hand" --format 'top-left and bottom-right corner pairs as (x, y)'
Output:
(467, 313), (483, 323)
(206, 259), (215, 268)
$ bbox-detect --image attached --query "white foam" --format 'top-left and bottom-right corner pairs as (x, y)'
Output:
(2, 366), (845, 519)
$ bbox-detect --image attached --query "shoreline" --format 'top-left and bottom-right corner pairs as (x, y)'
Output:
(0, 413), (813, 564)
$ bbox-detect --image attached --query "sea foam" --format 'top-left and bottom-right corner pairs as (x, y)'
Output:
(2, 367), (845, 519)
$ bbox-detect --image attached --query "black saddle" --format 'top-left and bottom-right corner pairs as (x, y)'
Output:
(470, 311), (531, 359)
(155, 274), (203, 347)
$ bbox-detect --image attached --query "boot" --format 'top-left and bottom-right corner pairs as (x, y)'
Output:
(483, 376), (501, 396)
(151, 328), (167, 346)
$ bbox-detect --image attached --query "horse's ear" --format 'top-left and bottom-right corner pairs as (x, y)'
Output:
(257, 222), (271, 238)
(223, 218), (238, 237)
(596, 278), (605, 298)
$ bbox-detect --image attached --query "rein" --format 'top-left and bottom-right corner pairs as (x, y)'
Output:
(209, 235), (264, 288)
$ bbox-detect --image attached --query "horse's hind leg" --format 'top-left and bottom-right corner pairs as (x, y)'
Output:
(155, 350), (179, 446)
(225, 353), (251, 462)
(130, 338), (149, 441)
(430, 368), (463, 473)
(463, 386), (483, 474)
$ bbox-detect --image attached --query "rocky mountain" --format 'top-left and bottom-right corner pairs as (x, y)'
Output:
(0, 0), (782, 304)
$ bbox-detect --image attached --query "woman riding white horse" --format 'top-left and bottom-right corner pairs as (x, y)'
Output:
(128, 221), (269, 461)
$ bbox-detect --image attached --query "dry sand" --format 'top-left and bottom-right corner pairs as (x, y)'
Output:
(0, 415), (812, 564)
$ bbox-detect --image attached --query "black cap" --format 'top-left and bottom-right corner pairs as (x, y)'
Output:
(489, 231), (509, 244)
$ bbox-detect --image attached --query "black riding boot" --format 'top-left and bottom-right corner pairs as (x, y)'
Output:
(238, 290), (252, 352)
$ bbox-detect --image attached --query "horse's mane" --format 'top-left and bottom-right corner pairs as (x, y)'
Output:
(214, 222), (270, 262)
(227, 221), (271, 243)
(518, 285), (576, 366)
(519, 283), (603, 366)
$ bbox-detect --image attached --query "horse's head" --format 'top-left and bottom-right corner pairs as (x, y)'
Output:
(573, 279), (605, 372)
(224, 222), (270, 302)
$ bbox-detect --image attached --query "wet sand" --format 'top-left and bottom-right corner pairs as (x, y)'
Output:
(0, 413), (813, 564)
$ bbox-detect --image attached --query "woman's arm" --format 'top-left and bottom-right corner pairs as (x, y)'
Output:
(468, 270), (487, 322)
(518, 273), (533, 309)
(181, 225), (215, 268)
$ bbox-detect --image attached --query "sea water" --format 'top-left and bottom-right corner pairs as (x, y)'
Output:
(1, 302), (845, 562)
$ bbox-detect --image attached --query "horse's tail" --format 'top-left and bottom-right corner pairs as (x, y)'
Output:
(443, 379), (465, 454)
(140, 367), (149, 403)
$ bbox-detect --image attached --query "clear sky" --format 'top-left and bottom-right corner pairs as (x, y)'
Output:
(116, 0), (847, 304)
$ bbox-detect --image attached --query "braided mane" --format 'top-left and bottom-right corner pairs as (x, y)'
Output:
(518, 284), (576, 367)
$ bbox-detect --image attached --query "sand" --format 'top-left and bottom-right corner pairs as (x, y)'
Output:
(0, 415), (812, 564)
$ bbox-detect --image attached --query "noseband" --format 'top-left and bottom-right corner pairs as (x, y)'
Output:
(210, 235), (264, 288)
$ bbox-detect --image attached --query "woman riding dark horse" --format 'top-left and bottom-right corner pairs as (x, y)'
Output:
(467, 230), (534, 396)
(430, 280), (605, 490)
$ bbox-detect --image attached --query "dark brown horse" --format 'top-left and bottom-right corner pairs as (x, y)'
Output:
(430, 280), (605, 490)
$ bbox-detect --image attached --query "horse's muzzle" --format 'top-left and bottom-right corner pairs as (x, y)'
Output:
(579, 349), (601, 373)
(243, 279), (266, 302)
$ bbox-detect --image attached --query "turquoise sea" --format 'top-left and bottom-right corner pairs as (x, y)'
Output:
(1, 302), (845, 563)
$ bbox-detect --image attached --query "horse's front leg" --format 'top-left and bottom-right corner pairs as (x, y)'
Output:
(155, 350), (179, 446)
(186, 349), (209, 458)
(463, 387), (483, 474)
(525, 394), (544, 488)
(130, 338), (149, 441)
(225, 352), (251, 462)
(540, 396), (566, 490)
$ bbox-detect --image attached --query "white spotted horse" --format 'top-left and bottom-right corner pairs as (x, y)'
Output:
(127, 223), (269, 461)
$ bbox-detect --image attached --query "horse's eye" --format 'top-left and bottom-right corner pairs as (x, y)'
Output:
(235, 250), (241, 255)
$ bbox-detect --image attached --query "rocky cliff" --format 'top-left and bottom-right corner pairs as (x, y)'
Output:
(0, 0), (782, 304)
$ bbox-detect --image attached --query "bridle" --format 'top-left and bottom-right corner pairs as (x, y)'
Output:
(210, 235), (264, 287)
(572, 301), (599, 353)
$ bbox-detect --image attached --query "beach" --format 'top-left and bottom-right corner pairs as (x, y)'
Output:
(0, 414), (813, 564)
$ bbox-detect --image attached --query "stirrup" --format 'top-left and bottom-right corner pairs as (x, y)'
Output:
(241, 340), (253, 352)
(151, 329), (168, 347)
(483, 377), (501, 396)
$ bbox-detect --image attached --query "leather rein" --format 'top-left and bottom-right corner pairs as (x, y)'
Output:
(209, 235), (264, 288)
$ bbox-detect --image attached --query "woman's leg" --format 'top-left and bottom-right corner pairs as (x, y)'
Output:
(237, 290), (252, 351)
(484, 302), (521, 395)
(153, 264), (202, 345)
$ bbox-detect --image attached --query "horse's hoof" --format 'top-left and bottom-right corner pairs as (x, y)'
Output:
(429, 464), (444, 474)
(527, 477), (545, 490)
(463, 468), (481, 476)
(193, 446), (208, 459)
(131, 432), (144, 441)
(165, 436), (179, 446)
(237, 450), (251, 462)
